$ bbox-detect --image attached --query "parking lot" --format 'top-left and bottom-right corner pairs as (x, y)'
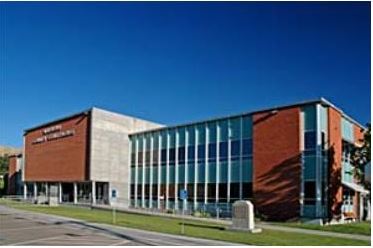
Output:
(0, 205), (237, 246)
(0, 207), (139, 245)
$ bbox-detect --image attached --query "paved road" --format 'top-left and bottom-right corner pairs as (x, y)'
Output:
(0, 205), (239, 246)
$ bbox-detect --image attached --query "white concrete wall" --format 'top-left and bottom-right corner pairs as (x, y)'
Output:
(89, 107), (163, 207)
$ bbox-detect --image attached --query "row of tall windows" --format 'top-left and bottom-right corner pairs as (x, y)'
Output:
(129, 116), (253, 206)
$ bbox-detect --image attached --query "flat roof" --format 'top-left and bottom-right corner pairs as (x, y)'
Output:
(129, 97), (366, 136)
(23, 97), (366, 136)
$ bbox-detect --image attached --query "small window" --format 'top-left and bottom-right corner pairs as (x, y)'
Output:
(304, 131), (316, 150)
(218, 184), (227, 202)
(242, 183), (252, 199)
(188, 146), (195, 161)
(178, 147), (185, 162)
(230, 183), (240, 200)
(208, 143), (216, 160)
(198, 144), (205, 161)
(242, 139), (252, 157)
(231, 140), (240, 157)
(197, 183), (204, 200)
(219, 142), (228, 159)
(304, 181), (316, 205)
(207, 183), (216, 200)
(161, 149), (167, 164)
(169, 148), (176, 162)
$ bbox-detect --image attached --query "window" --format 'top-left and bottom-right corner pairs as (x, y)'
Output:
(304, 181), (316, 205)
(230, 183), (240, 200)
(152, 150), (159, 165)
(198, 144), (205, 161)
(145, 151), (151, 166)
(169, 148), (176, 162)
(219, 162), (228, 183)
(187, 184), (194, 200)
(131, 153), (136, 167)
(219, 142), (228, 161)
(187, 162), (195, 183)
(197, 183), (204, 200)
(208, 143), (216, 161)
(160, 185), (166, 198)
(207, 183), (216, 200)
(138, 151), (143, 165)
(169, 185), (175, 200)
(242, 183), (252, 199)
(207, 122), (217, 143)
(229, 117), (241, 140)
(219, 120), (228, 142)
(242, 139), (252, 157)
(137, 185), (142, 198)
(198, 163), (205, 182)
(242, 116), (252, 139)
(169, 166), (175, 183)
(152, 184), (157, 197)
(178, 164), (185, 183)
(161, 149), (167, 165)
(130, 184), (135, 198)
(321, 131), (326, 150)
(218, 184), (227, 202)
(197, 124), (205, 144)
(304, 131), (316, 150)
(188, 146), (195, 161)
(144, 184), (150, 198)
(231, 140), (240, 158)
(178, 147), (185, 163)
(208, 162), (216, 183)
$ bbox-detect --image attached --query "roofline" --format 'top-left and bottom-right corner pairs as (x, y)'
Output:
(8, 153), (22, 158)
(319, 97), (366, 130)
(129, 97), (366, 136)
(23, 108), (93, 134)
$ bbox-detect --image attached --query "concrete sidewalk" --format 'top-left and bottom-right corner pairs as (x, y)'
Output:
(256, 223), (371, 241)
(93, 203), (371, 241)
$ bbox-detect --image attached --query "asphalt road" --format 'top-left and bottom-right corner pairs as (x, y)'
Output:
(0, 205), (239, 246)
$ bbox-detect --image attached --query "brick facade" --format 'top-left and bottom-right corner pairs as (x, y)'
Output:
(24, 113), (90, 182)
(253, 107), (301, 220)
(7, 155), (18, 195)
(327, 107), (343, 219)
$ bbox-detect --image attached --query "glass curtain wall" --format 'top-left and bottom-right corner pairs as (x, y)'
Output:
(129, 114), (253, 216)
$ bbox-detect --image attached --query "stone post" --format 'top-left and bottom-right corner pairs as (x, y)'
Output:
(73, 183), (78, 204)
(92, 181), (96, 205)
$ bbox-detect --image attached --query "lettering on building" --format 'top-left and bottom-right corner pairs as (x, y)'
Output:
(32, 125), (75, 144)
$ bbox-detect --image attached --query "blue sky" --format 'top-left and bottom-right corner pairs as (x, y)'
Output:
(1, 2), (370, 147)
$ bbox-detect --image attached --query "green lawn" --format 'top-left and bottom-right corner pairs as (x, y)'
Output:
(0, 199), (370, 246)
(275, 221), (371, 236)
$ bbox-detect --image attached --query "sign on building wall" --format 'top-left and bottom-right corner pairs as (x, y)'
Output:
(32, 125), (75, 144)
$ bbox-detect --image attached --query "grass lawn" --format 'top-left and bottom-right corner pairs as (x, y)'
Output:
(0, 199), (370, 246)
(275, 221), (371, 236)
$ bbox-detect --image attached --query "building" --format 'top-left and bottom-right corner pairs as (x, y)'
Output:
(19, 98), (369, 221)
(22, 107), (162, 206)
(7, 153), (23, 195)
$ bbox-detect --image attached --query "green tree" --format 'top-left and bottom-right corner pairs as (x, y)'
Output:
(0, 154), (9, 175)
(350, 123), (370, 189)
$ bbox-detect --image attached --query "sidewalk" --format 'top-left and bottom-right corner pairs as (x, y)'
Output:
(256, 223), (371, 241)
(92, 203), (371, 241)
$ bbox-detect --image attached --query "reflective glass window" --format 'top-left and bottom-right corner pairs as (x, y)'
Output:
(229, 117), (241, 140)
(305, 131), (316, 150)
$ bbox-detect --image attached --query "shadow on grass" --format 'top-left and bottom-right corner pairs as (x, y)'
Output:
(180, 222), (225, 231)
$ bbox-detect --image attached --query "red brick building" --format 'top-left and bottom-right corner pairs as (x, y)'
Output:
(18, 99), (370, 222)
